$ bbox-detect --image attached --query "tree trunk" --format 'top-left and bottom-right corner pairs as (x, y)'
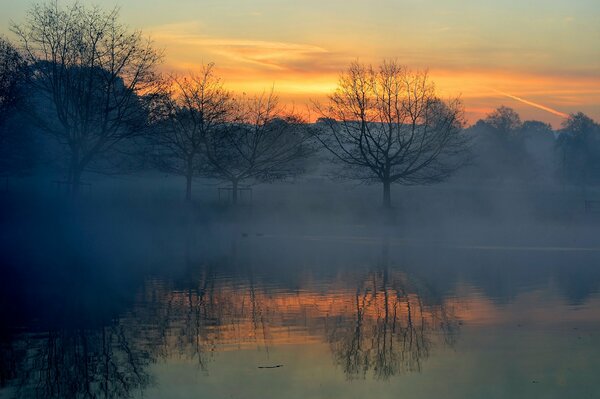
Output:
(232, 180), (238, 205)
(185, 157), (194, 201)
(382, 180), (391, 209)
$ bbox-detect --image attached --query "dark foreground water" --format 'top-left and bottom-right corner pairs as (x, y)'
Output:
(2, 225), (600, 399)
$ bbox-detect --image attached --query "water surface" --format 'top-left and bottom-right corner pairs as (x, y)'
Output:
(2, 231), (600, 398)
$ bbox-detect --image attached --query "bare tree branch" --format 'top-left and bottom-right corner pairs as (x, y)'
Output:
(314, 60), (470, 208)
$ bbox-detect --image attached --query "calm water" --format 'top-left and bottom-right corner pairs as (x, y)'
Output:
(2, 230), (600, 398)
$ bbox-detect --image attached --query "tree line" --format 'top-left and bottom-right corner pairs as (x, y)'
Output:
(1, 2), (599, 208)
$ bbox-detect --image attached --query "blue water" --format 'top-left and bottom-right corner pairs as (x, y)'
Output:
(1, 228), (600, 399)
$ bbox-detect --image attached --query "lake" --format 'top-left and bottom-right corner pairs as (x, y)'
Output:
(1, 222), (600, 399)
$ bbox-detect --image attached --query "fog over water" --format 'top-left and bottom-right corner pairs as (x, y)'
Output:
(2, 2), (600, 397)
(2, 174), (600, 398)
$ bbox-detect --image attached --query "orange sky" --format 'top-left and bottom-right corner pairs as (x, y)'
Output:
(1, 0), (599, 127)
(143, 1), (600, 128)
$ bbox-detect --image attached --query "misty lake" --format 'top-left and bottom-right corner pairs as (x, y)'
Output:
(2, 216), (600, 399)
(2, 0), (600, 397)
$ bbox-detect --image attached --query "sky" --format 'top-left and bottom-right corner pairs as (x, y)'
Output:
(1, 0), (599, 126)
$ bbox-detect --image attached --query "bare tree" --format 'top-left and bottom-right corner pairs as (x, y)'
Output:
(203, 90), (313, 204)
(314, 60), (469, 209)
(12, 2), (161, 193)
(0, 37), (25, 127)
(0, 36), (33, 177)
(151, 64), (233, 201)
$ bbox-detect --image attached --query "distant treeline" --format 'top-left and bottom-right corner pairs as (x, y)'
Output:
(1, 2), (599, 208)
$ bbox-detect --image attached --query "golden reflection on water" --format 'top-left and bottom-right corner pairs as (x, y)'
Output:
(129, 267), (460, 381)
(6, 242), (600, 398)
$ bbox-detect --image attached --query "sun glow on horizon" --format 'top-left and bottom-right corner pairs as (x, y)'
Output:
(149, 21), (600, 126)
(2, 0), (598, 127)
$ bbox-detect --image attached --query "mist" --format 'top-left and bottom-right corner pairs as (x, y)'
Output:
(2, 2), (600, 399)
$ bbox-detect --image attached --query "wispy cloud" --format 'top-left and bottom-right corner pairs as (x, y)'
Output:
(146, 22), (599, 125)
(200, 39), (329, 69)
(150, 22), (336, 71)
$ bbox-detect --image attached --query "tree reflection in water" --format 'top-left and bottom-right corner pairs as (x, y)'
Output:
(6, 319), (154, 398)
(326, 267), (459, 380)
(1, 254), (460, 398)
(134, 248), (460, 382)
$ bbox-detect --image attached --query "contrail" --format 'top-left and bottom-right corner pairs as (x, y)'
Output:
(491, 89), (569, 118)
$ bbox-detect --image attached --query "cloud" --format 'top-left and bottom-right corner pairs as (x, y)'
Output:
(149, 22), (342, 72)
(147, 22), (600, 126)
(200, 39), (329, 70)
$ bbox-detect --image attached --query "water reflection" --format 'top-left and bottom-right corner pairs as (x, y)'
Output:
(132, 258), (460, 380)
(12, 325), (152, 399)
(137, 264), (460, 379)
(2, 235), (600, 398)
(326, 268), (458, 380)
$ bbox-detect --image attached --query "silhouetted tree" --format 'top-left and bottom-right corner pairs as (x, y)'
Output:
(12, 2), (161, 193)
(0, 37), (25, 126)
(521, 120), (553, 138)
(485, 105), (522, 134)
(484, 106), (528, 167)
(151, 64), (233, 201)
(314, 60), (469, 209)
(0, 37), (34, 177)
(521, 120), (556, 181)
(465, 106), (544, 182)
(204, 90), (312, 204)
(556, 112), (600, 184)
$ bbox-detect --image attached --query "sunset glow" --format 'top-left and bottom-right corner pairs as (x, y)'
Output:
(1, 0), (598, 126)
(4, 1), (600, 397)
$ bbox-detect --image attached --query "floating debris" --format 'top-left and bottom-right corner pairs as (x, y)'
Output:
(258, 364), (284, 369)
